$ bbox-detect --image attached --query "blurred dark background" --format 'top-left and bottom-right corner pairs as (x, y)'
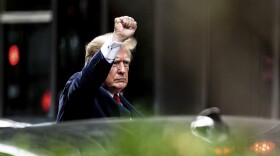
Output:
(0, 0), (279, 122)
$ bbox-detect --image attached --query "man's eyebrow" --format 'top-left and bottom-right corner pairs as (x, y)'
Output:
(114, 58), (131, 61)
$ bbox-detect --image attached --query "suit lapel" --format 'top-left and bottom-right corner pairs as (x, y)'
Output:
(120, 95), (143, 118)
(99, 87), (131, 117)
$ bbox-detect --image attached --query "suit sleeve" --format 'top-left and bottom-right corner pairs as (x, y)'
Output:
(69, 52), (111, 93)
(56, 52), (112, 122)
(68, 37), (122, 94)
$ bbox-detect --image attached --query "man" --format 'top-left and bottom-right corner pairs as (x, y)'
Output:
(57, 16), (143, 122)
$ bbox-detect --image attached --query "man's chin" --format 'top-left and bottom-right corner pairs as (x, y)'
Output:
(114, 84), (126, 90)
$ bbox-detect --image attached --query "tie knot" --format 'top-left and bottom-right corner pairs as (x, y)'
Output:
(113, 94), (122, 105)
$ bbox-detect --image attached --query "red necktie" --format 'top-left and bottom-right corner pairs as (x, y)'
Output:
(113, 94), (122, 106)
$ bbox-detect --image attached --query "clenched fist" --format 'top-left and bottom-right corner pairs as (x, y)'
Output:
(112, 16), (137, 42)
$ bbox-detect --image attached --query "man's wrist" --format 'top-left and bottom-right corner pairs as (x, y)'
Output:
(112, 33), (126, 43)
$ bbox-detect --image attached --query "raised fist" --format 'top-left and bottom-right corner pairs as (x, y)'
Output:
(112, 16), (137, 42)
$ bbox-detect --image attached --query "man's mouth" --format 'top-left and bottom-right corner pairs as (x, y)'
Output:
(115, 78), (126, 82)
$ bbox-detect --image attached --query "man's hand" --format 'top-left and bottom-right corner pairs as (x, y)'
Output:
(112, 16), (137, 42)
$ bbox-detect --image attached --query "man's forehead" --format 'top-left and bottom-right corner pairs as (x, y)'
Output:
(115, 57), (130, 61)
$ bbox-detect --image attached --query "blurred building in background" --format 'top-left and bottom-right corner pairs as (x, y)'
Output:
(0, 0), (53, 121)
(0, 0), (279, 121)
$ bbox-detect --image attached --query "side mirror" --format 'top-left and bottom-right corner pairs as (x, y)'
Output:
(191, 107), (229, 143)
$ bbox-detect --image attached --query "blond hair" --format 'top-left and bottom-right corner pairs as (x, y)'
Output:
(85, 33), (137, 64)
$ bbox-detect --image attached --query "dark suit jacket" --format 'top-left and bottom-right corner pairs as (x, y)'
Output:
(56, 51), (143, 122)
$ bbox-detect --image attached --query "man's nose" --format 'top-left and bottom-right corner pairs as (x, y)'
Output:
(117, 62), (126, 73)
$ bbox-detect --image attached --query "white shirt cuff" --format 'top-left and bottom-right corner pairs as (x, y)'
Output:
(101, 35), (122, 63)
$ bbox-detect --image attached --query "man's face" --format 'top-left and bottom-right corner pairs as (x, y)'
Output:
(104, 47), (130, 94)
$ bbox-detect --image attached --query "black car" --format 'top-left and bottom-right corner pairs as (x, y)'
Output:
(0, 108), (279, 156)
